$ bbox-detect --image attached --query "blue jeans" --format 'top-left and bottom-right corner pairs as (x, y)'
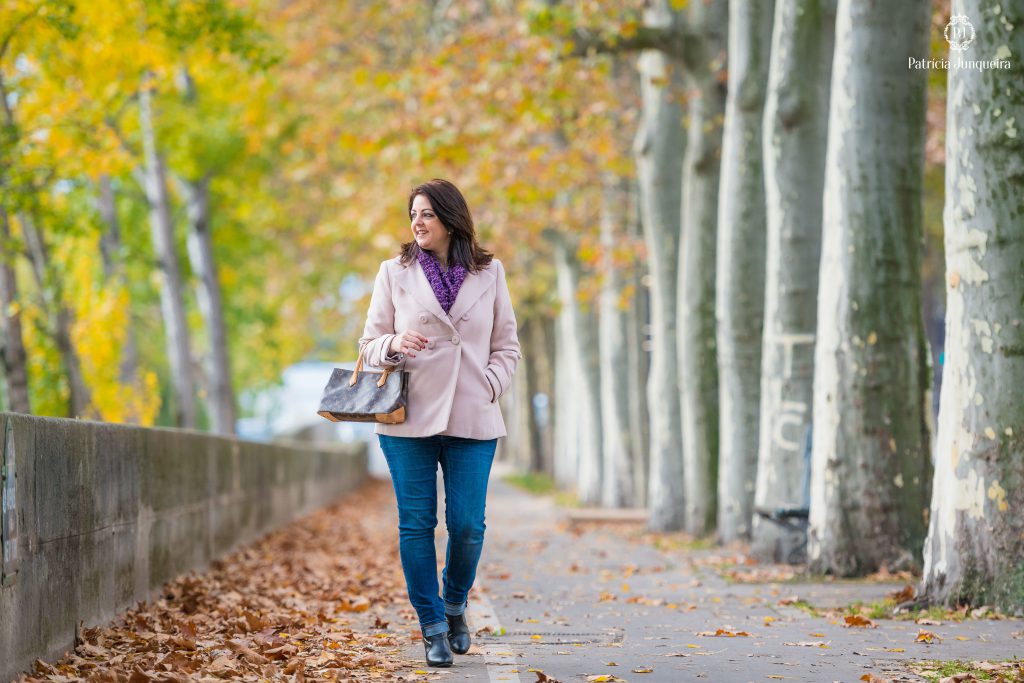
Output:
(378, 434), (497, 637)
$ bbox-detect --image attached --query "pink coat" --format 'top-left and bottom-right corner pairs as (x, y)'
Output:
(358, 255), (521, 439)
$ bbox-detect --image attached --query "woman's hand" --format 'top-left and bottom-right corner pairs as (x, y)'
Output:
(390, 330), (428, 357)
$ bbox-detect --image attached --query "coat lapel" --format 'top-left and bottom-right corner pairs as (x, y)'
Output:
(448, 266), (496, 322)
(393, 260), (452, 328)
(393, 259), (497, 329)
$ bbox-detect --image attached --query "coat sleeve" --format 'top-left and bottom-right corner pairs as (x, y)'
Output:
(484, 259), (521, 403)
(358, 261), (404, 368)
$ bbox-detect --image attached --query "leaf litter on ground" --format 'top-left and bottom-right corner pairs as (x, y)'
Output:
(14, 479), (425, 683)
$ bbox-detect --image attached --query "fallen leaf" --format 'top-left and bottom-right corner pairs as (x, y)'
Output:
(844, 615), (877, 628)
(632, 666), (653, 673)
(888, 584), (916, 603)
(696, 628), (751, 637)
(915, 629), (942, 643)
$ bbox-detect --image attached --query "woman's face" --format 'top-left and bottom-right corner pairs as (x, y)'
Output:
(410, 194), (450, 256)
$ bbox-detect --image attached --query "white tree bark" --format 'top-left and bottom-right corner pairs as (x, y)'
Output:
(139, 82), (198, 429)
(808, 0), (931, 575)
(921, 0), (1024, 611)
(715, 0), (774, 543)
(599, 175), (635, 508)
(553, 233), (603, 505)
(552, 301), (578, 490)
(182, 177), (237, 435)
(635, 0), (687, 531)
(751, 0), (836, 561)
(678, 0), (727, 536)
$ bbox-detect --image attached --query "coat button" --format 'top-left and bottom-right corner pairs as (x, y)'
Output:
(451, 334), (461, 345)
(461, 313), (470, 321)
(418, 313), (428, 324)
(427, 339), (435, 349)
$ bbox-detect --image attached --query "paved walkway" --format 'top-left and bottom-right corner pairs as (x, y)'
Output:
(16, 463), (1020, 683)
(387, 462), (1024, 683)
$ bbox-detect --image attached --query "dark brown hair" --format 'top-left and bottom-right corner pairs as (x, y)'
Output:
(400, 179), (493, 273)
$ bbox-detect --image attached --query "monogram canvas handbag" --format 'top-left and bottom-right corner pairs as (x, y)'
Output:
(316, 346), (408, 423)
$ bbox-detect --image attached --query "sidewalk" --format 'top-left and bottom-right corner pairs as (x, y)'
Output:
(393, 462), (1023, 683)
(11, 464), (1020, 683)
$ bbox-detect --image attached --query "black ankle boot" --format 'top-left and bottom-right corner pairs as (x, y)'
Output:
(423, 632), (453, 667)
(446, 613), (471, 654)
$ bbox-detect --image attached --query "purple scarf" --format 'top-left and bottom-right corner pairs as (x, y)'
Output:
(417, 249), (467, 314)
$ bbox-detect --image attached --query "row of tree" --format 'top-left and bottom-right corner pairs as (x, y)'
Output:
(1, 0), (1019, 610)
(501, 0), (1021, 612)
(1, 0), (634, 427)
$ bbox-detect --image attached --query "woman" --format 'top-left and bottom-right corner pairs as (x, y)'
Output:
(358, 179), (521, 667)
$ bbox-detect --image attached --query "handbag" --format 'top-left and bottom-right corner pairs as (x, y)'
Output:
(316, 345), (408, 424)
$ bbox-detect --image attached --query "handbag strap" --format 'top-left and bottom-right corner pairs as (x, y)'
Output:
(349, 343), (395, 388)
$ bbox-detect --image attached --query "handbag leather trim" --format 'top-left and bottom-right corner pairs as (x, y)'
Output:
(375, 405), (406, 424)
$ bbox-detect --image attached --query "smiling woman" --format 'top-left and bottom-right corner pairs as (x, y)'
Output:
(357, 178), (521, 668)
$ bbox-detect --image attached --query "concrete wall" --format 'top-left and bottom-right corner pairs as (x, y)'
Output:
(0, 412), (368, 682)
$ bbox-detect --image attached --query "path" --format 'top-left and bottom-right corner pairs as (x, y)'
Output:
(394, 462), (1023, 683)
(12, 463), (1021, 683)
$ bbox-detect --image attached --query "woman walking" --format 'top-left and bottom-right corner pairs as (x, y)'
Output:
(358, 179), (521, 667)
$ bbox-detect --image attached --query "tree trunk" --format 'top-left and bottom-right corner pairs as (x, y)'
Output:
(522, 317), (546, 473)
(678, 0), (727, 537)
(808, 0), (931, 575)
(634, 1), (687, 531)
(553, 233), (603, 505)
(751, 0), (836, 561)
(552, 303), (577, 489)
(181, 177), (237, 435)
(0, 208), (30, 414)
(599, 175), (635, 508)
(535, 315), (557, 477)
(625, 187), (650, 507)
(505, 315), (537, 471)
(714, 0), (774, 543)
(19, 212), (91, 417)
(1, 80), (88, 417)
(921, 0), (1024, 611)
(97, 175), (140, 389)
(138, 82), (198, 429)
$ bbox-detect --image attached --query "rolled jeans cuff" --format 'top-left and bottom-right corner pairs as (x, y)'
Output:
(444, 599), (467, 616)
(423, 620), (449, 637)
